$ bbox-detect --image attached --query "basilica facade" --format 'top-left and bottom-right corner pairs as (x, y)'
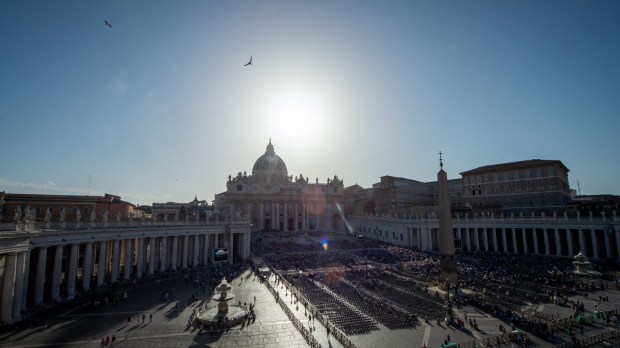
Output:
(215, 140), (345, 232)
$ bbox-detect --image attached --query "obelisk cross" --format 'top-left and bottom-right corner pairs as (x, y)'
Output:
(438, 151), (443, 169)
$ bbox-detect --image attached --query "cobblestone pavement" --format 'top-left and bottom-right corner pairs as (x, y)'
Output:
(2, 264), (620, 348)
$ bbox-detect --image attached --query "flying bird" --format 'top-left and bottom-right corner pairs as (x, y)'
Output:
(104, 20), (112, 28)
(243, 56), (252, 66)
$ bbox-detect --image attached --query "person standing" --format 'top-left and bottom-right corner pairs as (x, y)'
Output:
(142, 313), (146, 323)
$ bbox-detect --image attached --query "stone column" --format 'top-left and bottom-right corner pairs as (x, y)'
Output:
(110, 239), (120, 283)
(148, 238), (156, 275)
(182, 234), (189, 268)
(67, 243), (79, 297)
(316, 213), (320, 231)
(472, 228), (480, 251)
(271, 202), (276, 230)
(228, 232), (234, 264)
(532, 229), (539, 254)
(501, 228), (508, 252)
(294, 203), (299, 230)
(554, 229), (562, 256)
(284, 202), (289, 231)
(136, 238), (144, 278)
(1, 253), (17, 323)
(124, 239), (133, 279)
(51, 245), (63, 300)
(203, 234), (209, 265)
(521, 229), (528, 253)
(510, 229), (518, 253)
(34, 247), (48, 305)
(591, 230), (600, 259)
(303, 205), (308, 230)
(275, 202), (280, 230)
(12, 252), (27, 321)
(160, 236), (167, 272)
(171, 236), (178, 271)
(82, 242), (93, 291)
(244, 232), (251, 259)
(209, 234), (215, 264)
(193, 235), (200, 266)
(97, 242), (107, 286)
(20, 250), (30, 311)
(482, 228), (489, 252)
(259, 202), (264, 231)
(604, 229), (612, 260)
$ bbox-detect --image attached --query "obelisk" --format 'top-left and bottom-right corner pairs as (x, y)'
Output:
(437, 152), (457, 286)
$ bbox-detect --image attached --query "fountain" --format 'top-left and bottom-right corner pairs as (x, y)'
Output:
(194, 277), (249, 330)
(571, 251), (601, 277)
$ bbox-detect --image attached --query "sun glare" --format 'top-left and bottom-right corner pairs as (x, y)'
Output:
(263, 92), (325, 146)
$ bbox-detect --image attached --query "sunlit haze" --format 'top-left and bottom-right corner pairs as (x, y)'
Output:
(1, 1), (619, 205)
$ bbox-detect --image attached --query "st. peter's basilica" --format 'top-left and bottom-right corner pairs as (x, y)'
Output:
(215, 140), (345, 232)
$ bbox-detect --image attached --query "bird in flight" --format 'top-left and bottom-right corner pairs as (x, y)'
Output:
(243, 55), (252, 66)
(104, 20), (112, 28)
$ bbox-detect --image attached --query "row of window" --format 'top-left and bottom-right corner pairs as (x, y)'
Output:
(463, 167), (559, 185)
(361, 227), (404, 241)
(467, 183), (559, 196)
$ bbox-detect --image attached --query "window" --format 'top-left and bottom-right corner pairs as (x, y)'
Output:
(400, 233), (403, 241)
(71, 207), (78, 215)
(237, 185), (242, 191)
(84, 207), (89, 215)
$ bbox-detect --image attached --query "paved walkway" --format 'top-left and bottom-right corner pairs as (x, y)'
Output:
(2, 264), (620, 348)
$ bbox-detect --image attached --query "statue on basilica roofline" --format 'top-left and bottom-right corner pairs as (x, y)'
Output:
(44, 207), (52, 222)
(60, 207), (66, 222)
(90, 210), (97, 222)
(13, 206), (22, 222)
(23, 206), (33, 222)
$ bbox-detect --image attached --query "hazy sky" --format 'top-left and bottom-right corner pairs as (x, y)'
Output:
(1, 1), (618, 205)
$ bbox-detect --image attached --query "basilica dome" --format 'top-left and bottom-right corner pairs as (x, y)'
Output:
(252, 140), (288, 180)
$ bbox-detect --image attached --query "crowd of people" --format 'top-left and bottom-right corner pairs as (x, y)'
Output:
(251, 235), (620, 347)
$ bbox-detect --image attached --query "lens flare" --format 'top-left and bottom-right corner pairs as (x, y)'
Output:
(321, 238), (328, 251)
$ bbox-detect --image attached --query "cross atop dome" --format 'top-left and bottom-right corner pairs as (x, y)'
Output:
(266, 138), (275, 155)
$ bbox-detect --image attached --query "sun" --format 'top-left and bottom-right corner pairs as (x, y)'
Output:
(263, 91), (325, 146)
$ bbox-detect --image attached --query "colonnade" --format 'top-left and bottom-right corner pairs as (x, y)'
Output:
(0, 224), (251, 324)
(231, 200), (340, 232)
(353, 216), (620, 261)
